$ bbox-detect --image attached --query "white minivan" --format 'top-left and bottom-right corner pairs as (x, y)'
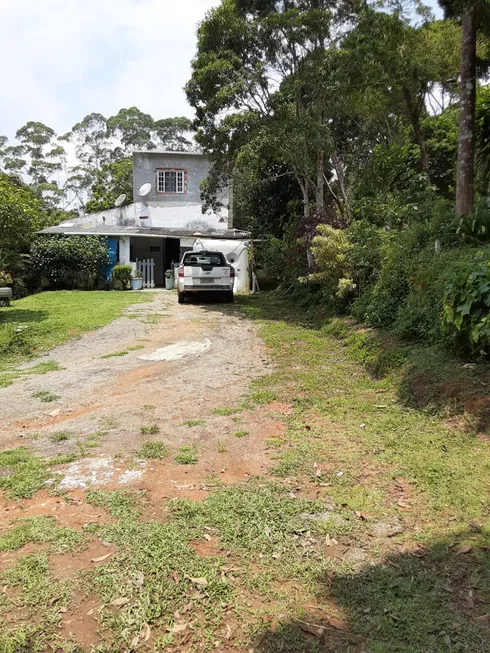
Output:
(176, 250), (235, 304)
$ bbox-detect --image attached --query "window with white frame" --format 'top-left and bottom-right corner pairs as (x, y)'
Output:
(156, 169), (185, 194)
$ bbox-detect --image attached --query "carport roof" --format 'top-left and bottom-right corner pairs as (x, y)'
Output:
(38, 225), (250, 240)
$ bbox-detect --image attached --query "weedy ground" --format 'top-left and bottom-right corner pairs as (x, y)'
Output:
(0, 291), (147, 387)
(0, 293), (489, 652)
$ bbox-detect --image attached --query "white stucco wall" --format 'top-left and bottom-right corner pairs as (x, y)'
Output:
(67, 202), (228, 232)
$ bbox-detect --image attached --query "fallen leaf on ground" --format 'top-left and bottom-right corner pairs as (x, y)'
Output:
(131, 636), (140, 648)
(203, 534), (212, 541)
(397, 499), (411, 508)
(170, 571), (180, 584)
(474, 615), (489, 624)
(135, 571), (145, 587)
(457, 545), (472, 554)
(91, 553), (112, 563)
(142, 624), (151, 642)
(111, 597), (130, 607)
(167, 623), (188, 634)
(185, 575), (208, 586)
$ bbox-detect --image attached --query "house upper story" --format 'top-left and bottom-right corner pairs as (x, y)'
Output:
(40, 150), (238, 237)
(132, 150), (228, 208)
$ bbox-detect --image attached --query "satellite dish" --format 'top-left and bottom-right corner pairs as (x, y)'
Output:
(138, 183), (151, 198)
(114, 194), (126, 207)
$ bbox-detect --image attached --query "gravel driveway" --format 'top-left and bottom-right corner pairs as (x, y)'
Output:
(1, 293), (273, 474)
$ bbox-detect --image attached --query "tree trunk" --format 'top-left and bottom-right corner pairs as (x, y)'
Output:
(456, 3), (477, 217)
(294, 172), (310, 221)
(316, 150), (324, 214)
(402, 86), (429, 175)
(331, 147), (352, 222)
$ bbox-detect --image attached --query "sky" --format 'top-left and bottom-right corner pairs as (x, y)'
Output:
(0, 0), (217, 141)
(0, 0), (442, 144)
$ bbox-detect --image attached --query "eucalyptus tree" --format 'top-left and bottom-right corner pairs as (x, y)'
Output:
(14, 121), (66, 209)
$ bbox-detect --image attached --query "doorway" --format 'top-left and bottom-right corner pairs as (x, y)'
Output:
(164, 238), (181, 275)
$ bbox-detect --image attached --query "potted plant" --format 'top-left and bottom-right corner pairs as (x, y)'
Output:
(0, 270), (13, 307)
(130, 268), (144, 291)
(165, 269), (174, 290)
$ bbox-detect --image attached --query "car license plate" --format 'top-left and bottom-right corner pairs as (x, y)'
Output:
(200, 278), (214, 284)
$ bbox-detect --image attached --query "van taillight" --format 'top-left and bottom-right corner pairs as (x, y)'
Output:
(230, 266), (235, 278)
(178, 265), (184, 277)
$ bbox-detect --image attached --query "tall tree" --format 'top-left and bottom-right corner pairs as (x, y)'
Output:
(0, 173), (54, 256)
(84, 157), (133, 213)
(107, 107), (193, 154)
(186, 0), (362, 224)
(15, 121), (66, 208)
(476, 84), (490, 192)
(439, 0), (490, 216)
(61, 109), (194, 210)
(341, 12), (461, 178)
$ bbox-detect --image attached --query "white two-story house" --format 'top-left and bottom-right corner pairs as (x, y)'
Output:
(40, 151), (250, 292)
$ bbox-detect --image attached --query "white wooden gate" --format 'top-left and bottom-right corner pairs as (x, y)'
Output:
(135, 258), (155, 288)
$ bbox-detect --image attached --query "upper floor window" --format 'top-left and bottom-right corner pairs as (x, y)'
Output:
(156, 169), (185, 194)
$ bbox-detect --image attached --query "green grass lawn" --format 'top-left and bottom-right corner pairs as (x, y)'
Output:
(0, 290), (148, 386)
(1, 292), (490, 652)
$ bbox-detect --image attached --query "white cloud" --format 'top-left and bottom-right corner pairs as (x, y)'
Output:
(0, 0), (217, 140)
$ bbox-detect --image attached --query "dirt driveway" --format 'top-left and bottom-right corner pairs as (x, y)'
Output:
(1, 293), (283, 497)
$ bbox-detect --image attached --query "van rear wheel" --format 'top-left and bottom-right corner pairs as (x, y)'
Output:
(177, 290), (185, 304)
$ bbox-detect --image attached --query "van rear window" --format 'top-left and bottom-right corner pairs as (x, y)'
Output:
(183, 252), (226, 266)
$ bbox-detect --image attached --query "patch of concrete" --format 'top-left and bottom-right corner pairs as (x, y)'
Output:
(57, 457), (147, 490)
(58, 458), (114, 490)
(118, 469), (144, 484)
(138, 338), (212, 362)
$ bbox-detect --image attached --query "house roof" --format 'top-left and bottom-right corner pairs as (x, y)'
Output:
(132, 150), (204, 156)
(38, 224), (250, 240)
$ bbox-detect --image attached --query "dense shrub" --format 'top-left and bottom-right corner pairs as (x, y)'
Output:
(448, 197), (490, 246)
(351, 234), (411, 326)
(112, 265), (133, 290)
(0, 174), (52, 256)
(347, 220), (384, 293)
(443, 249), (490, 351)
(392, 248), (477, 343)
(31, 236), (110, 290)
